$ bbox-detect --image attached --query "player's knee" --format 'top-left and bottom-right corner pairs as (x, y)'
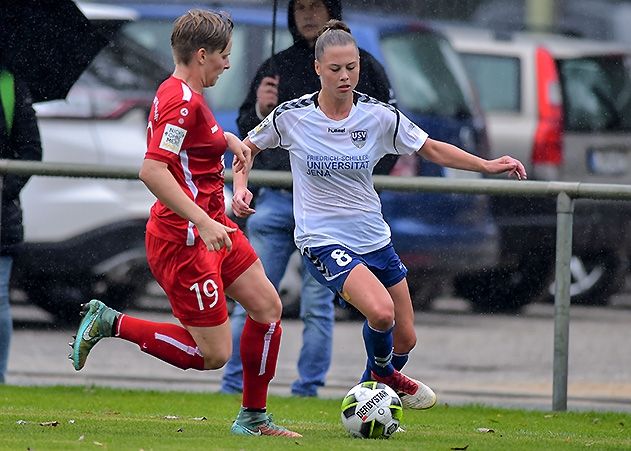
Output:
(247, 294), (282, 324)
(367, 305), (395, 330)
(203, 351), (231, 370)
(269, 295), (283, 319)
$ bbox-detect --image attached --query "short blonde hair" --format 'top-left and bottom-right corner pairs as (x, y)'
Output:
(171, 9), (233, 64)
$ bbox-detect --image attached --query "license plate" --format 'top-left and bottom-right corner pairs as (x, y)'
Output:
(587, 147), (629, 175)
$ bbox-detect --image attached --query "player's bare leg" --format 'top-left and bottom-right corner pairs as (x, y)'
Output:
(344, 265), (436, 409)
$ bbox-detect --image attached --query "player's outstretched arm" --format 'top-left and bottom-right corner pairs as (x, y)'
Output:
(418, 138), (527, 180)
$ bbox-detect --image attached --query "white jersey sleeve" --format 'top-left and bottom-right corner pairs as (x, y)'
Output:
(384, 108), (429, 156)
(247, 109), (282, 151)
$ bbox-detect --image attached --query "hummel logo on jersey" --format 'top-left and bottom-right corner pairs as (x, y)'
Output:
(350, 129), (368, 148)
(323, 268), (353, 282)
(328, 127), (346, 134)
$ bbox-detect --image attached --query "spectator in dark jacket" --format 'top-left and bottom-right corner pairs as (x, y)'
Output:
(221, 0), (397, 397)
(0, 69), (42, 383)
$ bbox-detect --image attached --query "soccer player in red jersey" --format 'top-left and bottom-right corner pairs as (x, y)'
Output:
(70, 9), (301, 438)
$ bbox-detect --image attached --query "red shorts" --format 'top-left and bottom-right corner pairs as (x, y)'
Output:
(145, 225), (258, 327)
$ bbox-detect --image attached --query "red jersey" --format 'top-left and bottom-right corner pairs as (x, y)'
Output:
(145, 76), (228, 245)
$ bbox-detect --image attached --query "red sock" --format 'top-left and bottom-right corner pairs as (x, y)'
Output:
(240, 316), (281, 410)
(115, 314), (205, 370)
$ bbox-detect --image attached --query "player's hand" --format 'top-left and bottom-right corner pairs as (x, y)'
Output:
(486, 156), (528, 180)
(232, 188), (255, 218)
(197, 219), (236, 252)
(256, 75), (279, 117)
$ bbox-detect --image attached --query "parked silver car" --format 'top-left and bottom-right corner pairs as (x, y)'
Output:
(473, 0), (631, 44)
(438, 25), (631, 311)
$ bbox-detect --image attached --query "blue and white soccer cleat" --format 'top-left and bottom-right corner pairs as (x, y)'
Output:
(70, 299), (119, 371)
(231, 407), (302, 438)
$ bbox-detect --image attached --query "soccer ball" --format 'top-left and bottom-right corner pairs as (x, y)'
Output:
(340, 381), (403, 439)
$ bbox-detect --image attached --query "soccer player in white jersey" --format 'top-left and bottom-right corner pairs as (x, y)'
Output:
(232, 19), (527, 410)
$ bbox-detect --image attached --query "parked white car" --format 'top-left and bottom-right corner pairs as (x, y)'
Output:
(16, 3), (227, 321)
(12, 4), (153, 321)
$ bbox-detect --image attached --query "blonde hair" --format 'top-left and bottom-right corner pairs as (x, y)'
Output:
(314, 19), (357, 60)
(171, 9), (233, 64)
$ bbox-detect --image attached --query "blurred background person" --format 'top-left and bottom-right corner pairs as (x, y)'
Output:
(0, 67), (42, 383)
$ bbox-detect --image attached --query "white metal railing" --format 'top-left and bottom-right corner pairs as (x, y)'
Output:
(3, 159), (631, 411)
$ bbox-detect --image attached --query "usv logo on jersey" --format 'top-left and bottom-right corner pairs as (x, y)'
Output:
(350, 129), (368, 149)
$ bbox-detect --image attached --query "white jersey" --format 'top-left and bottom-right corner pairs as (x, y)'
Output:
(248, 91), (428, 254)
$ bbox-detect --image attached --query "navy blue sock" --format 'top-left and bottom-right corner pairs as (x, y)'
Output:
(392, 352), (409, 371)
(362, 320), (395, 377)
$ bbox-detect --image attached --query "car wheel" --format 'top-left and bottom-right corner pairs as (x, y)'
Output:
(454, 263), (550, 314)
(22, 260), (153, 326)
(278, 252), (303, 319)
(406, 272), (443, 311)
(546, 250), (627, 306)
(22, 274), (133, 326)
(279, 285), (301, 319)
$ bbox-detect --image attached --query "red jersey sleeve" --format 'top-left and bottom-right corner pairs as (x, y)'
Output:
(146, 101), (202, 164)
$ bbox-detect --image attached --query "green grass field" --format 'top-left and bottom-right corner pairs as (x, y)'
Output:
(1, 385), (629, 450)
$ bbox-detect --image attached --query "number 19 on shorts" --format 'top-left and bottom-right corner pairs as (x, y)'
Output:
(189, 279), (219, 310)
